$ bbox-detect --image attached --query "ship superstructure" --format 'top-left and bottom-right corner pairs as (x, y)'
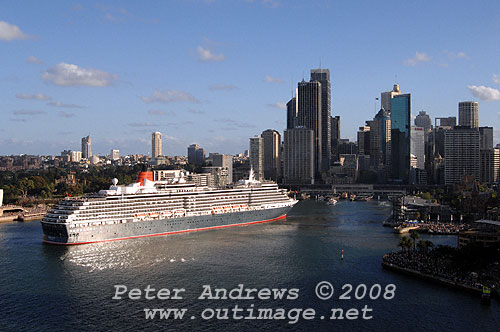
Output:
(41, 170), (297, 245)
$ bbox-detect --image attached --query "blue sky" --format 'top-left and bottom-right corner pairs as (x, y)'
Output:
(1, 0), (500, 156)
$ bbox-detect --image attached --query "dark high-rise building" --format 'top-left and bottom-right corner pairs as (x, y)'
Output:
(331, 115), (340, 141)
(261, 129), (281, 181)
(370, 108), (391, 168)
(283, 128), (314, 184)
(357, 125), (370, 155)
(297, 80), (322, 177)
(390, 94), (411, 184)
(479, 126), (494, 150)
(436, 117), (456, 128)
(286, 97), (297, 129)
(310, 69), (332, 171)
(81, 135), (92, 159)
(337, 139), (358, 155)
(188, 144), (205, 165)
(480, 149), (500, 183)
(415, 111), (432, 132)
(331, 115), (340, 161)
(459, 101), (479, 128)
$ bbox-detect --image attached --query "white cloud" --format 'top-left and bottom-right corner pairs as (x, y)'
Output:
(58, 111), (76, 118)
(128, 122), (155, 127)
(493, 74), (500, 84)
(264, 75), (284, 83)
(262, 0), (280, 8)
(403, 52), (432, 66)
(42, 62), (116, 87)
(148, 109), (176, 116)
(26, 56), (43, 64)
(268, 102), (286, 109)
(72, 4), (84, 11)
(246, 0), (280, 8)
(47, 101), (85, 108)
(16, 93), (51, 101)
(216, 118), (256, 129)
(209, 84), (237, 91)
(13, 109), (45, 115)
(196, 46), (225, 62)
(0, 21), (30, 41)
(141, 89), (200, 103)
(188, 109), (205, 114)
(468, 85), (500, 101)
(445, 50), (470, 60)
(148, 109), (166, 116)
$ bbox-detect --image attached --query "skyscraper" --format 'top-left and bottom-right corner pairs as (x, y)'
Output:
(261, 129), (281, 181)
(297, 79), (322, 176)
(369, 108), (391, 168)
(152, 132), (162, 158)
(81, 135), (92, 159)
(411, 126), (425, 170)
(479, 126), (494, 150)
(381, 84), (401, 112)
(415, 111), (432, 132)
(310, 69), (332, 171)
(436, 117), (456, 128)
(331, 115), (340, 141)
(283, 128), (314, 184)
(357, 125), (370, 155)
(458, 101), (479, 128)
(286, 97), (297, 129)
(444, 126), (480, 184)
(331, 115), (340, 161)
(480, 148), (500, 183)
(390, 93), (411, 184)
(188, 144), (205, 165)
(249, 136), (264, 181)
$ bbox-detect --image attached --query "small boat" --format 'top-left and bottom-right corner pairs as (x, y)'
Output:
(327, 198), (337, 205)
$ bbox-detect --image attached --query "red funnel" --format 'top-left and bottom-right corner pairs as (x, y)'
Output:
(136, 171), (154, 184)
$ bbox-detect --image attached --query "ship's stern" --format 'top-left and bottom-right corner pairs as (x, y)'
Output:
(41, 221), (71, 245)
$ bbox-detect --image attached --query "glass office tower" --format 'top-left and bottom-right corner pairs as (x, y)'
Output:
(390, 94), (411, 184)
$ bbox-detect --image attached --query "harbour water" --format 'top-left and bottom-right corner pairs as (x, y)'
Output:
(0, 200), (498, 331)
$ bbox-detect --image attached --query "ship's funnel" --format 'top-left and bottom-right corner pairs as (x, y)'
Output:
(136, 171), (154, 184)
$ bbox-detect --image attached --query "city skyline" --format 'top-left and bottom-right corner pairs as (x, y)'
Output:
(1, 1), (500, 156)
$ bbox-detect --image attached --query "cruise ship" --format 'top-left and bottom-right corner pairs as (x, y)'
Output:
(41, 170), (298, 245)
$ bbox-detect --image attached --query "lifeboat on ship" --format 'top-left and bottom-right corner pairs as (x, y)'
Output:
(161, 210), (173, 218)
(173, 209), (186, 217)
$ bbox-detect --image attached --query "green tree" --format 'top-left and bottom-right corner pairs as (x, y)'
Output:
(18, 177), (35, 198)
(409, 229), (420, 251)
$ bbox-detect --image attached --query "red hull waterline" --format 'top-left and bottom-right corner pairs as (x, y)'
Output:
(43, 214), (288, 246)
